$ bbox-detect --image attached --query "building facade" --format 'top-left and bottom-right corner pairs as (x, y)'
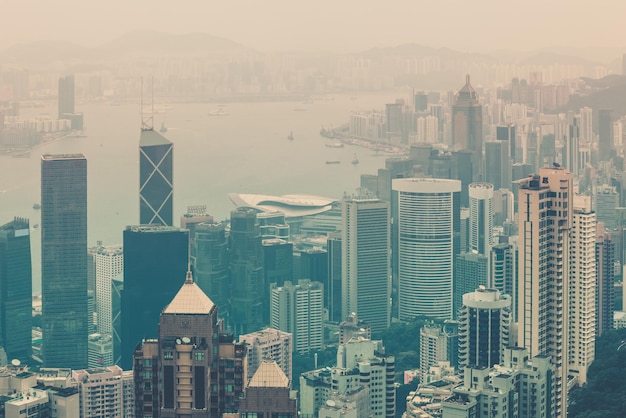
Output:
(139, 129), (173, 226)
(41, 154), (88, 369)
(596, 223), (615, 336)
(238, 328), (292, 382)
(468, 182), (494, 256)
(88, 243), (123, 336)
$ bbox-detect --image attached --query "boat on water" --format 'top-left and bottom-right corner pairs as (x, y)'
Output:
(320, 127), (335, 139)
(326, 160), (340, 165)
(67, 130), (88, 138)
(352, 154), (359, 164)
(325, 143), (344, 148)
(208, 109), (229, 116)
(160, 122), (168, 133)
(33, 203), (41, 210)
(288, 131), (294, 140)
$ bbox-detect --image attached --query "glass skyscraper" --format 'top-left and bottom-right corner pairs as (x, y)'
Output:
(0, 217), (32, 362)
(139, 129), (173, 226)
(41, 154), (88, 369)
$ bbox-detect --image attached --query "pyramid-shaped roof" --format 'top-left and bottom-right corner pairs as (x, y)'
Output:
(456, 75), (479, 105)
(162, 271), (215, 314)
(249, 360), (290, 388)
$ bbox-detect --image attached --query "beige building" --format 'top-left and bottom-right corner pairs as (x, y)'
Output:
(238, 327), (292, 382)
(517, 166), (573, 417)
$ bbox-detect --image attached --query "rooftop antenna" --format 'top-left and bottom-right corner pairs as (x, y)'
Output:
(141, 76), (154, 131)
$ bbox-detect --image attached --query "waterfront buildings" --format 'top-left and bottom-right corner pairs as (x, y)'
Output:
(121, 225), (188, 370)
(0, 218), (32, 362)
(270, 280), (323, 354)
(341, 195), (390, 333)
(41, 154), (88, 369)
(133, 270), (247, 417)
(517, 166), (573, 417)
(393, 178), (461, 320)
(238, 328), (292, 382)
(457, 287), (511, 369)
(139, 128), (173, 226)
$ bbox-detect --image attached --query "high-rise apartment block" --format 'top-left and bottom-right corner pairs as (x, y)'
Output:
(58, 75), (75, 119)
(518, 166), (573, 417)
(270, 280), (323, 354)
(134, 271), (247, 417)
(468, 182), (494, 255)
(88, 243), (123, 335)
(419, 324), (449, 379)
(489, 243), (517, 320)
(458, 287), (511, 369)
(238, 327), (292, 382)
(341, 195), (390, 333)
(41, 154), (88, 369)
(121, 225), (188, 369)
(596, 223), (615, 337)
(0, 217), (32, 362)
(139, 129), (173, 226)
(568, 196), (596, 386)
(393, 178), (461, 320)
(72, 366), (134, 418)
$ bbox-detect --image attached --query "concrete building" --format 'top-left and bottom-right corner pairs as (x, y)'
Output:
(299, 338), (395, 418)
(238, 328), (292, 382)
(452, 75), (483, 182)
(419, 324), (450, 381)
(72, 366), (134, 418)
(41, 154), (88, 369)
(454, 252), (489, 317)
(87, 333), (114, 368)
(139, 128), (173, 226)
(134, 270), (247, 417)
(341, 195), (390, 332)
(0, 218), (32, 362)
(596, 223), (615, 336)
(270, 280), (323, 354)
(393, 178), (461, 320)
(517, 166), (573, 417)
(88, 243), (123, 336)
(489, 243), (517, 321)
(458, 287), (511, 369)
(339, 313), (371, 345)
(485, 140), (511, 191)
(238, 360), (297, 417)
(568, 196), (596, 386)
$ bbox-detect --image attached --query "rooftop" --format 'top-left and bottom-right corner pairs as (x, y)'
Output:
(249, 360), (290, 388)
(41, 153), (86, 161)
(228, 193), (337, 218)
(139, 128), (172, 147)
(162, 271), (215, 315)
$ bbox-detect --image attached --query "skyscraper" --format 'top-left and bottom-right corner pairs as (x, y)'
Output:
(457, 287), (511, 369)
(489, 243), (517, 321)
(454, 252), (488, 316)
(484, 141), (510, 190)
(393, 178), (461, 320)
(134, 271), (247, 417)
(468, 183), (494, 256)
(41, 154), (88, 369)
(598, 109), (613, 161)
(518, 166), (573, 417)
(194, 222), (230, 317)
(0, 218), (32, 362)
(596, 223), (615, 337)
(121, 225), (188, 369)
(452, 75), (483, 181)
(229, 208), (264, 336)
(139, 129), (173, 226)
(270, 280), (323, 354)
(342, 195), (390, 332)
(568, 196), (596, 386)
(327, 232), (343, 322)
(57, 75), (75, 119)
(88, 243), (123, 336)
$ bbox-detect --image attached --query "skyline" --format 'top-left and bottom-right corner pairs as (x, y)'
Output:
(1, 1), (625, 59)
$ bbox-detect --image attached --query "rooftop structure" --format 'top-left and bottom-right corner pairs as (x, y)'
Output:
(228, 193), (337, 218)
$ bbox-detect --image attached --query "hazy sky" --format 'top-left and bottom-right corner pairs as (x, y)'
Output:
(2, 0), (625, 53)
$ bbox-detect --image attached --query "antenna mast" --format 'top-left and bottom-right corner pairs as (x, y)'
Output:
(141, 76), (154, 131)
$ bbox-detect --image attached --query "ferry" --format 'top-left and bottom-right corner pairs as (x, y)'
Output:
(288, 131), (294, 140)
(326, 160), (340, 165)
(352, 154), (359, 164)
(208, 109), (229, 116)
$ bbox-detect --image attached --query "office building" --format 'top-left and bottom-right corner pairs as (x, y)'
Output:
(0, 218), (32, 362)
(139, 129), (173, 226)
(229, 208), (264, 336)
(193, 222), (229, 315)
(518, 166), (573, 417)
(299, 247), (328, 297)
(596, 223), (615, 337)
(111, 275), (123, 366)
(468, 183), (494, 255)
(238, 360), (297, 417)
(485, 140), (510, 190)
(489, 243), (517, 320)
(180, 205), (213, 264)
(263, 239), (293, 324)
(121, 225), (188, 370)
(568, 196), (596, 386)
(72, 366), (134, 418)
(57, 75), (74, 119)
(88, 243), (123, 335)
(452, 75), (483, 181)
(393, 178), (461, 320)
(327, 232), (343, 322)
(594, 184), (619, 229)
(87, 333), (114, 368)
(299, 338), (395, 418)
(270, 280), (323, 354)
(341, 196), (390, 332)
(134, 270), (247, 417)
(458, 287), (511, 369)
(41, 154), (88, 369)
(598, 109), (613, 161)
(239, 327), (292, 382)
(454, 252), (489, 316)
(493, 188), (514, 226)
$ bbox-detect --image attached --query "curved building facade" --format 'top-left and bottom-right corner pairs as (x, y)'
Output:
(393, 178), (461, 320)
(468, 182), (494, 255)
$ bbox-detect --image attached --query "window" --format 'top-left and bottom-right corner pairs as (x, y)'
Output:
(163, 351), (173, 360)
(195, 352), (205, 361)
